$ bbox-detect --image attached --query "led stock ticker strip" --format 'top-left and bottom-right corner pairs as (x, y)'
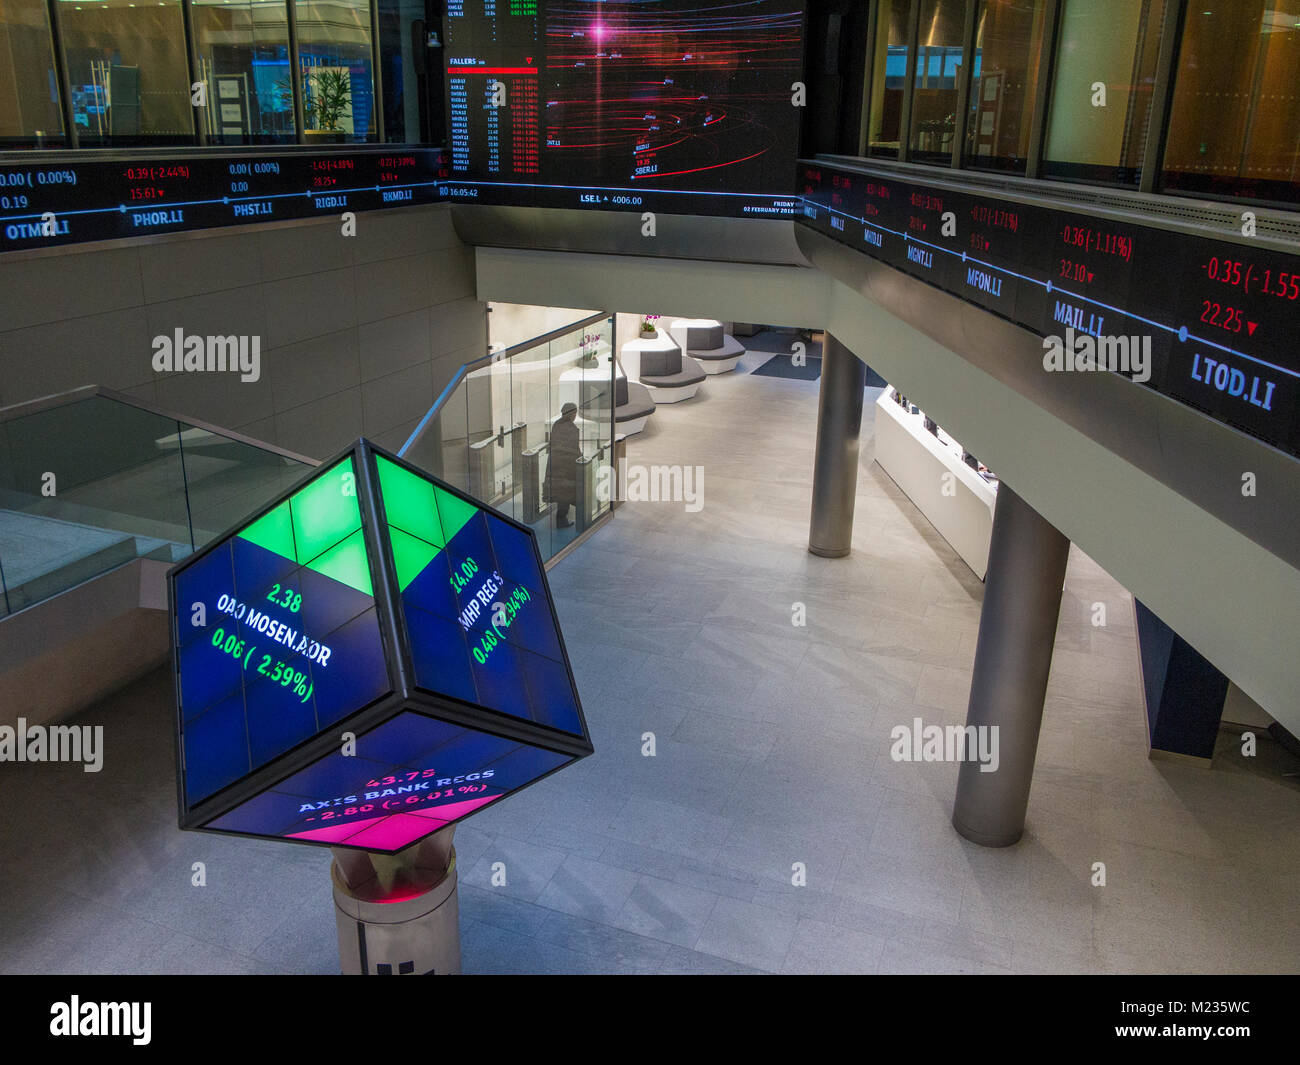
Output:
(0, 150), (449, 249)
(3, 142), (1297, 455)
(798, 162), (1300, 459)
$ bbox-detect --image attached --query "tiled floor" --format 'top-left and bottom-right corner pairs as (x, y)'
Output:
(2, 348), (1297, 974)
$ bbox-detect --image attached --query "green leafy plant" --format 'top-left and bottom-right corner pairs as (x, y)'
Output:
(304, 68), (352, 132)
(272, 68), (353, 132)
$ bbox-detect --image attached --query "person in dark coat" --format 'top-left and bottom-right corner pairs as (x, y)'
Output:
(545, 402), (582, 528)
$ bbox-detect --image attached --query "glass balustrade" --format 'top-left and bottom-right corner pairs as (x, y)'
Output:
(0, 387), (313, 617)
(400, 312), (617, 564)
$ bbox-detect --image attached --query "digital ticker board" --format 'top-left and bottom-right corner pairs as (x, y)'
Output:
(171, 440), (592, 854)
(799, 161), (1300, 460)
(441, 0), (806, 218)
(0, 148), (448, 252)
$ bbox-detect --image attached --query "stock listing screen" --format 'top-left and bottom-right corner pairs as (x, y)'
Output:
(799, 163), (1300, 459)
(0, 148), (448, 252)
(443, 0), (806, 218)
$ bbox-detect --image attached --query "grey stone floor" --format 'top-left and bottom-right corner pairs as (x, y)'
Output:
(2, 350), (1297, 974)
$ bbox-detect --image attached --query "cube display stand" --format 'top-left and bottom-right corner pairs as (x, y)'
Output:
(170, 438), (593, 855)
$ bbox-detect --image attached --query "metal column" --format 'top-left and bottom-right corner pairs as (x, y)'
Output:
(807, 333), (867, 558)
(952, 485), (1071, 847)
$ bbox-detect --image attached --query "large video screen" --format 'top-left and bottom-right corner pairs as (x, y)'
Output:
(443, 0), (806, 217)
(800, 162), (1300, 460)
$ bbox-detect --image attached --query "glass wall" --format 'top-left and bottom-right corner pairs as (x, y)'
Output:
(59, 0), (195, 146)
(1162, 2), (1300, 204)
(0, 389), (311, 617)
(0, 0), (428, 149)
(962, 0), (1046, 172)
(867, 0), (910, 158)
(908, 0), (966, 165)
(1041, 0), (1167, 186)
(296, 0), (377, 142)
(852, 0), (1300, 204)
(377, 0), (424, 144)
(192, 0), (296, 145)
(401, 314), (617, 565)
(0, 0), (64, 148)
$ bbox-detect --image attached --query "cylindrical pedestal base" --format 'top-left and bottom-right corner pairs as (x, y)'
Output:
(332, 847), (461, 975)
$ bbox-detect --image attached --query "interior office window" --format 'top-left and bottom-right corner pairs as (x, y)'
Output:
(0, 0), (65, 147)
(1162, 2), (1300, 204)
(909, 0), (967, 165)
(192, 0), (295, 145)
(377, 0), (424, 143)
(58, 0), (196, 145)
(1041, 0), (1166, 185)
(295, 0), (377, 142)
(867, 0), (911, 158)
(963, 0), (1047, 172)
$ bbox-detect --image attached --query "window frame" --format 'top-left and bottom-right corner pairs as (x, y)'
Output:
(10, 0), (411, 151)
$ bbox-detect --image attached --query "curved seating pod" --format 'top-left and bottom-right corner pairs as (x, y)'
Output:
(620, 332), (705, 403)
(667, 318), (746, 374)
(562, 354), (657, 435)
(614, 377), (657, 436)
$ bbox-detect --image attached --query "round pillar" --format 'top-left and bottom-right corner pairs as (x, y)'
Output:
(808, 333), (868, 558)
(951, 485), (1070, 847)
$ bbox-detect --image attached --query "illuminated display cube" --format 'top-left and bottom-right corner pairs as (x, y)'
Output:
(170, 440), (592, 854)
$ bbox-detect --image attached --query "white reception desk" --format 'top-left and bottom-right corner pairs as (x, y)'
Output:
(874, 388), (997, 580)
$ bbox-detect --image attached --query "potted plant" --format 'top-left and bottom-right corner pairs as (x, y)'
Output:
(303, 67), (353, 144)
(639, 315), (659, 339)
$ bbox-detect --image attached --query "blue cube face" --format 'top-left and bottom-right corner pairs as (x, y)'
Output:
(170, 442), (591, 853)
(375, 454), (585, 738)
(173, 456), (390, 809)
(203, 710), (574, 852)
